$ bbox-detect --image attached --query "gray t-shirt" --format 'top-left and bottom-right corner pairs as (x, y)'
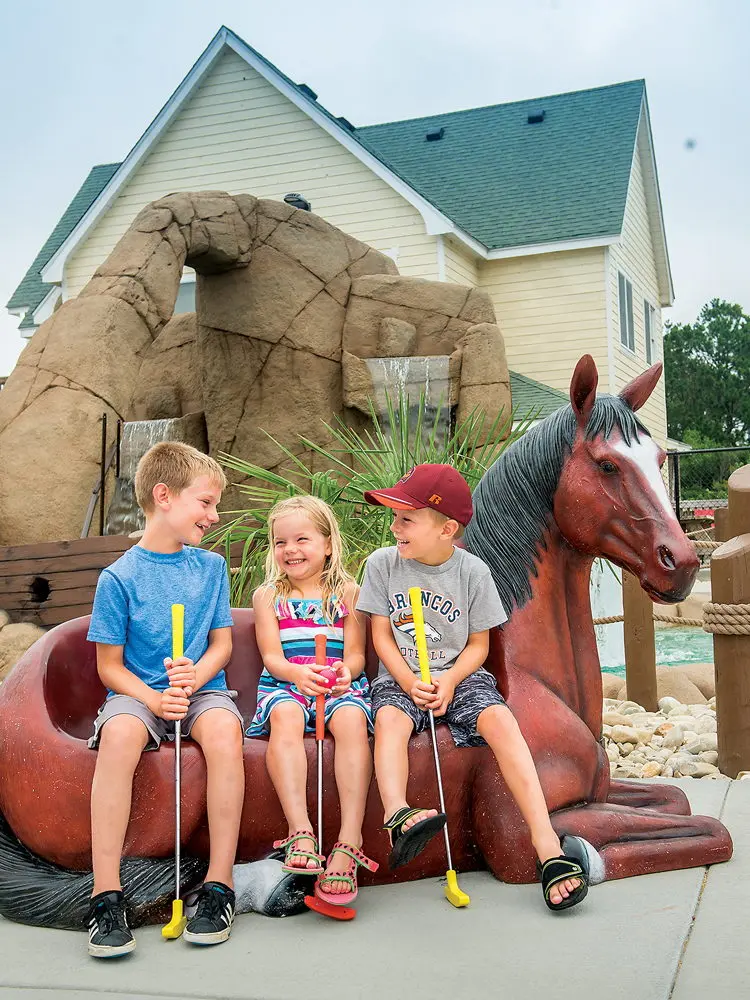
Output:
(357, 545), (507, 679)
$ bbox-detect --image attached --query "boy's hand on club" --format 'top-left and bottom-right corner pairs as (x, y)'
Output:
(410, 678), (436, 709)
(165, 656), (197, 696)
(329, 660), (351, 696)
(295, 665), (333, 698)
(427, 673), (457, 717)
(156, 686), (189, 721)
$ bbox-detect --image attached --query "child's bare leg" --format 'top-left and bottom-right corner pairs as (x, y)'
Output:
(374, 706), (438, 831)
(190, 709), (245, 888)
(476, 704), (581, 905)
(265, 702), (318, 869)
(91, 715), (149, 895)
(319, 707), (372, 893)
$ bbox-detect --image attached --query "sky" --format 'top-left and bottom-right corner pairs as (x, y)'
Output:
(1, 0), (748, 376)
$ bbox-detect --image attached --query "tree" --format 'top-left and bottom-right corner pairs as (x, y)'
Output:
(664, 299), (750, 445)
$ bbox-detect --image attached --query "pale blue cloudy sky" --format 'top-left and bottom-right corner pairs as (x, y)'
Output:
(1, 0), (748, 375)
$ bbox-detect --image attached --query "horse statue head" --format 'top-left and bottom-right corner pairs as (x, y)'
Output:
(466, 354), (699, 617)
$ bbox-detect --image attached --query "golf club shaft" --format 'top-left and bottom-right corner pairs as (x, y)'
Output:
(175, 719), (181, 899)
(426, 709), (453, 870)
(314, 635), (327, 850)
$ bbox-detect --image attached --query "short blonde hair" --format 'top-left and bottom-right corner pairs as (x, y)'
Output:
(262, 495), (353, 622)
(426, 508), (465, 539)
(135, 442), (227, 513)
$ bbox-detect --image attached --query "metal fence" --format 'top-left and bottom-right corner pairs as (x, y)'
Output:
(667, 445), (750, 522)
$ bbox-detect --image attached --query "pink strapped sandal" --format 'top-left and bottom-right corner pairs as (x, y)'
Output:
(273, 830), (325, 875)
(314, 841), (379, 907)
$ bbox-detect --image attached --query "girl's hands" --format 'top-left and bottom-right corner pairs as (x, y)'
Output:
(293, 664), (333, 698)
(329, 660), (352, 696)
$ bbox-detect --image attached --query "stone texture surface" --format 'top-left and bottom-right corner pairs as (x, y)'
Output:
(0, 623), (45, 682)
(0, 192), (510, 544)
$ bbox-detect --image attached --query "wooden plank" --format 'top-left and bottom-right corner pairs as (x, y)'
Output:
(37, 604), (94, 627)
(0, 536), (135, 564)
(0, 550), (133, 579)
(0, 570), (102, 596)
(7, 586), (97, 612)
(622, 570), (658, 712)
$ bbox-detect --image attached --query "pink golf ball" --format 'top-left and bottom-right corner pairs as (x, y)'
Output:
(319, 667), (338, 689)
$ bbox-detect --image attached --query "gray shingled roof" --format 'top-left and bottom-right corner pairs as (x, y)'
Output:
(358, 80), (644, 251)
(7, 163), (120, 328)
(510, 370), (568, 419)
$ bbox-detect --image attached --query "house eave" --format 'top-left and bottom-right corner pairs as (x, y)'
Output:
(636, 93), (674, 307)
(486, 234), (619, 261)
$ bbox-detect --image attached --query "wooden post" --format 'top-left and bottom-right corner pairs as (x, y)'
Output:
(714, 508), (730, 543)
(622, 570), (658, 711)
(713, 465), (750, 777)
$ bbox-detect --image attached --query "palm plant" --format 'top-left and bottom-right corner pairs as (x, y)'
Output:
(208, 392), (538, 605)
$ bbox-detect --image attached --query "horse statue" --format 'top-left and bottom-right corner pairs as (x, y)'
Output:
(0, 355), (732, 929)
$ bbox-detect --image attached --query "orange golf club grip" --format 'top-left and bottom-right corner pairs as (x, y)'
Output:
(315, 635), (327, 741)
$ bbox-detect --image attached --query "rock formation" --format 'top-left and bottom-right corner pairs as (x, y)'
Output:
(0, 194), (511, 544)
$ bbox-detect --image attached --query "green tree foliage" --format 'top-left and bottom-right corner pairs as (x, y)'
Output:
(664, 299), (750, 445)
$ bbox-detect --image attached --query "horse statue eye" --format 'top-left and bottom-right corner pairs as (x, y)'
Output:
(599, 460), (617, 474)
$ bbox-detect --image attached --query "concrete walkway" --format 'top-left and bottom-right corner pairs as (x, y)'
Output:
(0, 778), (745, 1000)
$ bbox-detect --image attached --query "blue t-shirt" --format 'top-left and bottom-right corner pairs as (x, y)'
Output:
(87, 545), (234, 694)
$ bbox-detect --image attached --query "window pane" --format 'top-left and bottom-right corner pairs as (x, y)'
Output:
(644, 300), (652, 364)
(626, 281), (634, 351)
(619, 273), (628, 347)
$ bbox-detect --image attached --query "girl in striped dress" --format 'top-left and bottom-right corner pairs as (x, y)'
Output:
(248, 496), (376, 907)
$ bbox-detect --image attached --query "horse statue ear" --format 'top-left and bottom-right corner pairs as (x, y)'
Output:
(569, 354), (598, 425)
(619, 362), (663, 412)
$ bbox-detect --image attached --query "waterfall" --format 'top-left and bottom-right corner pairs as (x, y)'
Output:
(363, 356), (454, 443)
(105, 414), (208, 536)
(590, 560), (625, 669)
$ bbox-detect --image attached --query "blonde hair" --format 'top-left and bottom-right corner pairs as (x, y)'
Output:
(135, 442), (227, 513)
(262, 495), (353, 622)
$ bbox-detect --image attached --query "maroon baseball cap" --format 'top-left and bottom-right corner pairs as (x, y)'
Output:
(364, 464), (474, 526)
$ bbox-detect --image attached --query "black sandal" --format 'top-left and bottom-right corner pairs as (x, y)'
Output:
(536, 836), (590, 912)
(383, 806), (447, 869)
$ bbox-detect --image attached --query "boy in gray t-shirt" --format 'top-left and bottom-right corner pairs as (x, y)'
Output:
(357, 464), (585, 909)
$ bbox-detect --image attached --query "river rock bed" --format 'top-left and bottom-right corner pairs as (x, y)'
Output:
(603, 696), (722, 779)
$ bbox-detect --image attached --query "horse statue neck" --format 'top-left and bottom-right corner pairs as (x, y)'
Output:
(501, 523), (602, 738)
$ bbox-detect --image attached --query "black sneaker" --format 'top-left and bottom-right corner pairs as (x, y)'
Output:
(87, 890), (135, 958)
(184, 881), (236, 945)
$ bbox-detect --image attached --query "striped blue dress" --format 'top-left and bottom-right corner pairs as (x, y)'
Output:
(246, 596), (373, 735)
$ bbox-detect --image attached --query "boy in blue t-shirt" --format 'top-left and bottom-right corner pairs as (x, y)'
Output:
(86, 442), (244, 958)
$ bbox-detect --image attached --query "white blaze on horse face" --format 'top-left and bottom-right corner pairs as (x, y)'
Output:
(612, 436), (675, 521)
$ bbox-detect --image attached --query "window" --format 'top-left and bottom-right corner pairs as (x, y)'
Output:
(618, 272), (634, 352)
(644, 301), (657, 364)
(174, 279), (196, 314)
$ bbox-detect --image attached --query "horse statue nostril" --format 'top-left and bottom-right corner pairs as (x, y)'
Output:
(658, 545), (676, 571)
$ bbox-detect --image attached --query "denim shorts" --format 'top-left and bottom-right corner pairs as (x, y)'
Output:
(88, 690), (244, 751)
(371, 668), (506, 747)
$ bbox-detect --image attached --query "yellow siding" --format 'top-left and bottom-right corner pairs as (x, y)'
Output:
(443, 237), (479, 285)
(609, 141), (666, 441)
(65, 49), (437, 295)
(479, 248), (608, 396)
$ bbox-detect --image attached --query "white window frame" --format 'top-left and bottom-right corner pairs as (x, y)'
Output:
(618, 272), (635, 353)
(644, 300), (657, 364)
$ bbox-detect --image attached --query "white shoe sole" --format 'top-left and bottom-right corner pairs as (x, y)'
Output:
(88, 938), (136, 958)
(183, 925), (232, 945)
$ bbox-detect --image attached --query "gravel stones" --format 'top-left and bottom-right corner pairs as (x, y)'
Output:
(603, 696), (723, 780)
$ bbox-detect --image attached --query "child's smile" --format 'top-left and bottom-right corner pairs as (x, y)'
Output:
(273, 513), (332, 590)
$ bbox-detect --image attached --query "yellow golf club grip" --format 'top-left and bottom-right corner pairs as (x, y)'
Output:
(172, 603), (184, 662)
(408, 587), (431, 685)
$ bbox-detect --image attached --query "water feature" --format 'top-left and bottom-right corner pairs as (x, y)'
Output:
(590, 560), (625, 669)
(601, 627), (713, 679)
(363, 356), (456, 444)
(105, 413), (208, 535)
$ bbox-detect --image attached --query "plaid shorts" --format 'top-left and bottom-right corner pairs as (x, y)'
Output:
(371, 668), (506, 748)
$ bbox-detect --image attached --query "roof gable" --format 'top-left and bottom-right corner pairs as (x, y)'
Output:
(358, 81), (644, 252)
(510, 370), (568, 419)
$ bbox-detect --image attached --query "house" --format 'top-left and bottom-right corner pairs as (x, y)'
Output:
(6, 25), (672, 438)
